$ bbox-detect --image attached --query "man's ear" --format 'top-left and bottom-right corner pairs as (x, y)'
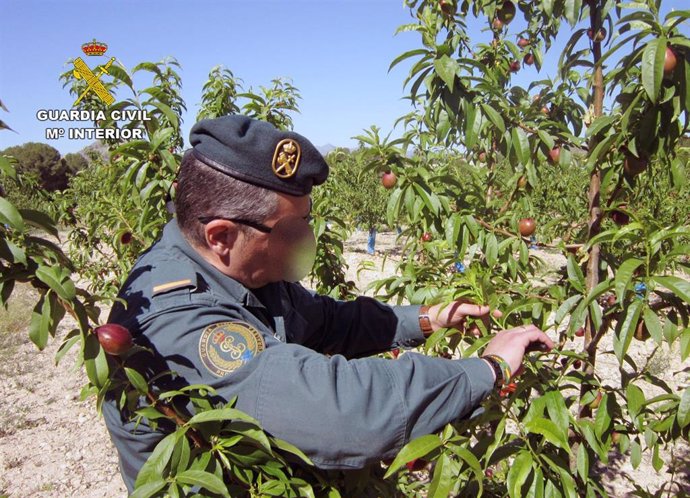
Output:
(204, 220), (238, 256)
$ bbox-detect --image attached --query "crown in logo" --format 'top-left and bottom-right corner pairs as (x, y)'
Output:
(283, 141), (297, 154)
(81, 39), (108, 56)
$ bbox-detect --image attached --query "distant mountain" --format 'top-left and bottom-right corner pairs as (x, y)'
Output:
(79, 140), (109, 162)
(316, 144), (338, 156)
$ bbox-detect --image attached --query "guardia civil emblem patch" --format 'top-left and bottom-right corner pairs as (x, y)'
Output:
(198, 322), (265, 377)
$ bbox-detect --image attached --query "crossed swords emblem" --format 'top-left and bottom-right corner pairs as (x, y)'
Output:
(72, 56), (116, 107)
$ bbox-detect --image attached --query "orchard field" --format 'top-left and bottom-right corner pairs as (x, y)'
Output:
(1, 0), (690, 497)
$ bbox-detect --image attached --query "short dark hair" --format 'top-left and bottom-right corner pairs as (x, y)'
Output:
(174, 151), (278, 247)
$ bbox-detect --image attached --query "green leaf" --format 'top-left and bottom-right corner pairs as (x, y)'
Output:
(554, 295), (582, 326)
(585, 134), (617, 169)
(544, 391), (570, 439)
(108, 64), (135, 93)
(576, 443), (589, 481)
(130, 478), (167, 498)
(0, 155), (17, 179)
(150, 127), (175, 151)
(125, 367), (149, 395)
(186, 407), (259, 426)
(641, 37), (666, 102)
(383, 434), (442, 478)
(389, 48), (429, 72)
(148, 101), (180, 130)
(55, 329), (80, 366)
(614, 299), (643, 363)
(614, 258), (643, 304)
(465, 102), (481, 149)
(564, 0), (582, 26)
(585, 115), (617, 138)
(631, 439), (642, 468)
(677, 386), (690, 429)
(512, 127), (530, 165)
(651, 276), (690, 304)
(135, 432), (181, 488)
(594, 394), (612, 438)
(428, 453), (452, 498)
(176, 470), (230, 497)
(35, 265), (76, 301)
(507, 450), (533, 498)
(83, 333), (109, 389)
(481, 104), (506, 133)
(652, 444), (663, 471)
(412, 183), (439, 215)
(453, 446), (483, 489)
(557, 465), (578, 498)
(272, 437), (313, 465)
(485, 233), (498, 267)
(18, 209), (58, 238)
(386, 187), (404, 227)
(1, 238), (27, 265)
(627, 384), (645, 420)
(566, 254), (585, 293)
(433, 55), (459, 91)
(642, 307), (664, 346)
(536, 129), (555, 150)
(578, 420), (606, 461)
(0, 197), (25, 231)
(29, 294), (50, 350)
(524, 418), (570, 451)
(0, 279), (13, 307)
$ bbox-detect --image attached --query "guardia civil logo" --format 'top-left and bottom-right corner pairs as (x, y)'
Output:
(37, 39), (150, 141)
(71, 39), (116, 107)
(199, 322), (265, 377)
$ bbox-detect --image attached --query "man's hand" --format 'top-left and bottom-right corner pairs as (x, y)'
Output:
(482, 324), (554, 375)
(426, 300), (501, 335)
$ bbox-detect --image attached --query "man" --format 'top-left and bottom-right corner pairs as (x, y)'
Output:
(102, 115), (553, 492)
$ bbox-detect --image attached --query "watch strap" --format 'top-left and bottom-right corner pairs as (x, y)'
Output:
(418, 305), (433, 335)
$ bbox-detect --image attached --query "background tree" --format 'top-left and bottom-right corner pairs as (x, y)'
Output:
(0, 142), (74, 191)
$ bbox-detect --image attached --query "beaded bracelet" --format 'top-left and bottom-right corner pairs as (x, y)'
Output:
(482, 354), (512, 388)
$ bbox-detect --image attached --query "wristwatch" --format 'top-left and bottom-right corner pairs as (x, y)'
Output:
(418, 305), (433, 336)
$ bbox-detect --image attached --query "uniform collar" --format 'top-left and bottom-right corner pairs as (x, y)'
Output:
(163, 218), (270, 309)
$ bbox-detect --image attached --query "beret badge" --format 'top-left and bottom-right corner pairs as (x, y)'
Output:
(272, 139), (301, 179)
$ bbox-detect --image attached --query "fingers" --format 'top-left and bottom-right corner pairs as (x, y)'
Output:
(515, 327), (554, 350)
(454, 303), (491, 318)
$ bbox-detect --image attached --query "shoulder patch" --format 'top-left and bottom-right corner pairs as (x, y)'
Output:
(152, 279), (195, 296)
(198, 321), (265, 377)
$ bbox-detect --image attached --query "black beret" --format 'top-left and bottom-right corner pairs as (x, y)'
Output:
(189, 115), (329, 196)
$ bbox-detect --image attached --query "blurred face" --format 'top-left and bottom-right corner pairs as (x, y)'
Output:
(201, 193), (314, 288)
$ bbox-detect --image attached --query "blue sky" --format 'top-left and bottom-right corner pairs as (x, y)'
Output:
(0, 0), (687, 155)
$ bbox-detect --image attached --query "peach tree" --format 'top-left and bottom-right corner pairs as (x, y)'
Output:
(367, 0), (690, 496)
(0, 57), (371, 495)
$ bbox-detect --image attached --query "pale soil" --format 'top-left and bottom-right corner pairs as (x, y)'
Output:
(0, 230), (687, 497)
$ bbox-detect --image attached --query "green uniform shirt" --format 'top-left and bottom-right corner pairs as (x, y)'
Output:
(102, 219), (494, 492)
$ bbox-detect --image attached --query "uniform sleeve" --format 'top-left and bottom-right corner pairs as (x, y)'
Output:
(102, 297), (494, 489)
(285, 283), (425, 357)
(252, 345), (495, 468)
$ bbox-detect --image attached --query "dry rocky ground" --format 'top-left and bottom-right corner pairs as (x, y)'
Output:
(0, 230), (687, 497)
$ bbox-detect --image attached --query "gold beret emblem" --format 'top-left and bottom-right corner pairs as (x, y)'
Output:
(272, 139), (301, 179)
